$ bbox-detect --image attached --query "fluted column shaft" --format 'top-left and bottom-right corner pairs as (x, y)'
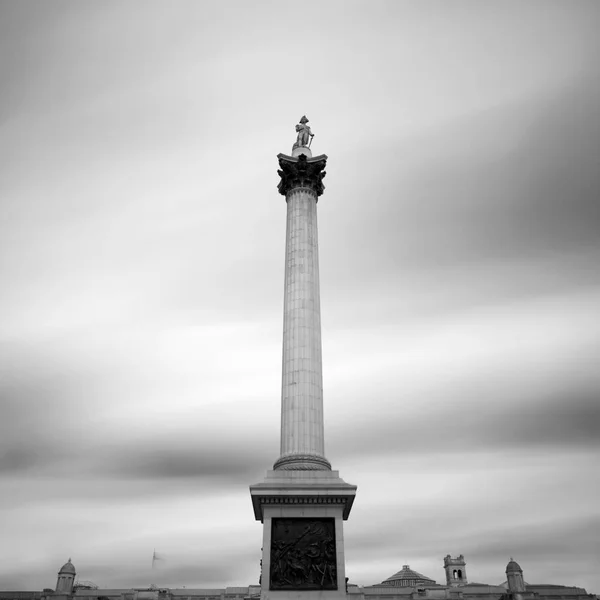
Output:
(274, 153), (330, 471)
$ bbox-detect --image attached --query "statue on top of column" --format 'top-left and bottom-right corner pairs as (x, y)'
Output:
(293, 116), (314, 150)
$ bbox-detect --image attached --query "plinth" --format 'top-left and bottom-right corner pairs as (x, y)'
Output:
(250, 470), (356, 600)
(250, 142), (356, 600)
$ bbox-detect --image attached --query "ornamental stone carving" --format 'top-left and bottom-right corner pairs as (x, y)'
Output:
(270, 518), (337, 591)
(277, 153), (327, 198)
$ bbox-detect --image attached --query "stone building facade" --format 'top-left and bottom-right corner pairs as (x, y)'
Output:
(0, 557), (595, 600)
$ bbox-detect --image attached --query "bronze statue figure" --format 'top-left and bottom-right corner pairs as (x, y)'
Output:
(293, 115), (314, 150)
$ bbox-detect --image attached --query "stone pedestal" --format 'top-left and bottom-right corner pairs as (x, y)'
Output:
(292, 146), (313, 158)
(250, 471), (356, 600)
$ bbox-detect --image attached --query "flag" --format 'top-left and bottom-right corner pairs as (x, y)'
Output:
(152, 550), (165, 569)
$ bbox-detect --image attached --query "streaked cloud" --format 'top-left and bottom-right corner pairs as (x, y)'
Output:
(1, 0), (599, 594)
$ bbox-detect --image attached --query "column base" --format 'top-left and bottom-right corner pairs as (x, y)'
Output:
(273, 454), (332, 471)
(250, 470), (356, 600)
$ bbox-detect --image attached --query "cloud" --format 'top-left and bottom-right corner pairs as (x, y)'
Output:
(323, 284), (600, 459)
(331, 387), (600, 460)
(2, 1), (600, 594)
(335, 75), (600, 261)
(0, 328), (279, 487)
(95, 443), (271, 482)
(313, 76), (600, 348)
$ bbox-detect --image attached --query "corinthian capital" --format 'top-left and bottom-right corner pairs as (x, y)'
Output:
(277, 153), (327, 198)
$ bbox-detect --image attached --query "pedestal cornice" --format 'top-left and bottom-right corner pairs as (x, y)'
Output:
(249, 470), (357, 522)
(277, 153), (327, 198)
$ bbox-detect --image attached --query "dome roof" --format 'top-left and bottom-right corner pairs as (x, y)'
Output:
(59, 559), (76, 575)
(506, 559), (522, 573)
(382, 564), (437, 586)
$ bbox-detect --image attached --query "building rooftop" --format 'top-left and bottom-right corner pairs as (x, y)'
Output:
(58, 559), (76, 575)
(379, 564), (438, 586)
(506, 560), (522, 573)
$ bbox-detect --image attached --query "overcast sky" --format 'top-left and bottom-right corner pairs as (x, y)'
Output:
(1, 0), (599, 594)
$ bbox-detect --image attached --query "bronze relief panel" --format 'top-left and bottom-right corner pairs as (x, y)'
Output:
(270, 518), (337, 591)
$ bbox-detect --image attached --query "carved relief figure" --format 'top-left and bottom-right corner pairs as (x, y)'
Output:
(270, 519), (337, 591)
(293, 115), (314, 150)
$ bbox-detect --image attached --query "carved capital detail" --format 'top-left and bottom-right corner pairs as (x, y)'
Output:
(277, 153), (327, 199)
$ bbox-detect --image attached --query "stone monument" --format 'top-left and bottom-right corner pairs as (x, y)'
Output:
(250, 118), (357, 600)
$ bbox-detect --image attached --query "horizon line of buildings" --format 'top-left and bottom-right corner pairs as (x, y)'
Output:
(1, 554), (596, 600)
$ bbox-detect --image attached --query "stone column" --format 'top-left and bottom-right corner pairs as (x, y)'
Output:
(273, 148), (330, 472)
(249, 142), (356, 600)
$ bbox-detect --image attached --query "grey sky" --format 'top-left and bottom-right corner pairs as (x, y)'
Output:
(1, 0), (600, 593)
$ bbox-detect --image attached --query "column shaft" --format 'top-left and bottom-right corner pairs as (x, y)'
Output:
(274, 186), (330, 470)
